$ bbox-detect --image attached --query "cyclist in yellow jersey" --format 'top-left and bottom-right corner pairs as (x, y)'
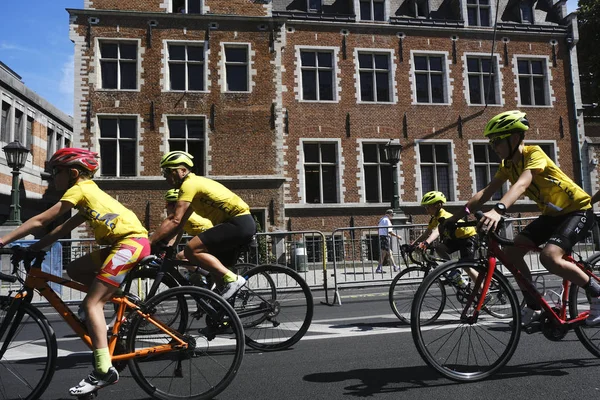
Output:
(444, 110), (599, 327)
(150, 151), (255, 299)
(0, 148), (150, 396)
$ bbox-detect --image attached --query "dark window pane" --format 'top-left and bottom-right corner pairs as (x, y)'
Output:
(363, 143), (378, 162)
(188, 0), (201, 13)
(475, 165), (487, 192)
(531, 60), (543, 75)
(468, 8), (477, 25)
(521, 4), (533, 22)
(373, 2), (385, 20)
(481, 58), (491, 73)
(225, 47), (247, 63)
(380, 165), (392, 202)
(360, 1), (371, 20)
(469, 76), (482, 104)
(375, 72), (390, 102)
(120, 62), (137, 89)
(430, 75), (444, 103)
(100, 141), (117, 176)
(168, 140), (186, 152)
(302, 70), (317, 100)
(483, 76), (496, 104)
(473, 144), (487, 162)
(169, 45), (186, 60)
(421, 165), (434, 193)
(301, 51), (316, 67)
(416, 74), (429, 102)
(420, 144), (433, 163)
(187, 119), (204, 138)
(518, 60), (529, 74)
(170, 63), (185, 90)
(414, 56), (427, 71)
(358, 53), (373, 69)
(378, 146), (387, 163)
(188, 64), (204, 90)
(101, 61), (117, 89)
(304, 143), (319, 162)
(99, 118), (118, 138)
(187, 46), (203, 61)
(318, 71), (334, 100)
(519, 77), (532, 105)
(374, 54), (388, 69)
(321, 143), (336, 163)
(322, 166), (337, 203)
(119, 141), (136, 176)
(436, 166), (450, 197)
(168, 119), (186, 138)
(119, 119), (136, 138)
(365, 165), (380, 202)
(435, 145), (449, 163)
(305, 165), (321, 203)
(309, 0), (322, 11)
(187, 140), (204, 175)
(533, 77), (546, 105)
(226, 65), (248, 91)
(317, 52), (332, 68)
(360, 71), (374, 101)
(480, 8), (490, 26)
(100, 43), (118, 58)
(429, 57), (443, 71)
(467, 57), (479, 72)
(119, 44), (137, 60)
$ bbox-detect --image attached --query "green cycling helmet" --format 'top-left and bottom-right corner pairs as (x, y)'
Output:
(483, 110), (529, 139)
(421, 191), (446, 206)
(160, 151), (194, 169)
(164, 189), (179, 202)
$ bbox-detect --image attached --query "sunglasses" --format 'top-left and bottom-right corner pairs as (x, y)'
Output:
(488, 135), (510, 147)
(161, 168), (174, 177)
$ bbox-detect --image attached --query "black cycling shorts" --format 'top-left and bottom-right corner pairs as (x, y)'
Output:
(444, 236), (477, 259)
(520, 209), (594, 252)
(198, 214), (256, 266)
(379, 236), (391, 251)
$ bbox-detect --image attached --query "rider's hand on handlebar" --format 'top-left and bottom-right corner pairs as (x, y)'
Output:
(417, 241), (429, 250)
(477, 209), (502, 233)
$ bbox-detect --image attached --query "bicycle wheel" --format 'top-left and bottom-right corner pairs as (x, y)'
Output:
(411, 261), (521, 382)
(0, 296), (57, 400)
(233, 264), (313, 351)
(127, 286), (244, 400)
(389, 267), (445, 325)
(569, 253), (600, 357)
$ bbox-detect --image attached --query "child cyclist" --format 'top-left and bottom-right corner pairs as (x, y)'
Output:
(0, 148), (150, 396)
(150, 151), (255, 299)
(444, 110), (599, 326)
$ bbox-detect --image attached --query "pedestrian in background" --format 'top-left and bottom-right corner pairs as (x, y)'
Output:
(376, 209), (401, 273)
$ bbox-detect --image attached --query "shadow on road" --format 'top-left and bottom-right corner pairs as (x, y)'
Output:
(303, 358), (600, 397)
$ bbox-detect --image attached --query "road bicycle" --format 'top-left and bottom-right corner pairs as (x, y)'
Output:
(120, 246), (314, 352)
(0, 247), (244, 400)
(389, 241), (508, 324)
(411, 213), (600, 382)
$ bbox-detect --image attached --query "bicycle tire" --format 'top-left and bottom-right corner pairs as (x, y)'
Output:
(389, 267), (445, 325)
(569, 252), (600, 357)
(411, 260), (521, 382)
(234, 264), (313, 351)
(127, 286), (244, 400)
(0, 296), (57, 400)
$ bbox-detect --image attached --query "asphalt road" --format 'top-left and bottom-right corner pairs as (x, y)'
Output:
(14, 287), (600, 399)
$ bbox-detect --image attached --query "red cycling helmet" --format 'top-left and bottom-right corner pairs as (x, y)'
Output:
(48, 148), (99, 174)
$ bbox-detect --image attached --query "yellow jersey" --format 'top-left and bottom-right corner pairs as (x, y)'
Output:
(61, 180), (148, 245)
(427, 208), (477, 239)
(178, 173), (251, 225)
(494, 145), (591, 216)
(184, 212), (213, 236)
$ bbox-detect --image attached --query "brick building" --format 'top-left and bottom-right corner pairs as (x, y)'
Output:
(67, 0), (589, 241)
(0, 61), (73, 226)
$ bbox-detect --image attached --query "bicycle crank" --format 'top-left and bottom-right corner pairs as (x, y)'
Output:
(539, 308), (569, 341)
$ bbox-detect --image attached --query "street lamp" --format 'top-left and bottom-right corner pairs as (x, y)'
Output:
(3, 141), (30, 226)
(383, 139), (403, 211)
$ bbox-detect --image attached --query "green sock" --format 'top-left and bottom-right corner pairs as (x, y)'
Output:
(223, 271), (238, 284)
(94, 348), (112, 374)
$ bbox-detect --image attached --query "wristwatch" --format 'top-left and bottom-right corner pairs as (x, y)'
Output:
(494, 202), (507, 215)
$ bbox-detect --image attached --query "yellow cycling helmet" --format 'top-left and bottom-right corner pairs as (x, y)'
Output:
(421, 191), (446, 206)
(160, 151), (194, 169)
(164, 189), (179, 202)
(483, 110), (529, 140)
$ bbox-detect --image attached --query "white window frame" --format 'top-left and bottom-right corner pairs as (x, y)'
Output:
(415, 140), (455, 201)
(169, 0), (204, 14)
(520, 0), (534, 24)
(164, 40), (207, 92)
(466, 0), (491, 27)
(95, 38), (141, 92)
(524, 140), (559, 165)
(299, 139), (342, 204)
(221, 43), (252, 93)
(296, 46), (339, 103)
(514, 56), (553, 107)
(96, 114), (139, 177)
(411, 51), (451, 105)
(470, 140), (506, 200)
(358, 0), (387, 21)
(463, 53), (503, 106)
(360, 140), (393, 204)
(165, 115), (207, 176)
(354, 48), (396, 104)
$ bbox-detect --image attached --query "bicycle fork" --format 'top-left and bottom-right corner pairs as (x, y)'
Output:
(0, 290), (32, 358)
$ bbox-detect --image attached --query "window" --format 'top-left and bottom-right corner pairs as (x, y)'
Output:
(474, 143), (504, 201)
(300, 50), (334, 101)
(56, 131), (62, 152)
(414, 55), (446, 103)
(26, 116), (33, 150)
(308, 0), (322, 12)
(413, 0), (429, 17)
(98, 117), (137, 176)
(168, 44), (205, 91)
(167, 117), (205, 176)
(47, 127), (54, 159)
(99, 41), (137, 90)
(520, 1), (534, 23)
(467, 0), (490, 26)
(360, 0), (385, 21)
(526, 142), (556, 162)
(517, 59), (548, 106)
(172, 0), (202, 13)
(419, 143), (451, 199)
(467, 56), (498, 105)
(304, 142), (338, 203)
(14, 109), (23, 142)
(224, 45), (249, 92)
(65, 137), (71, 148)
(363, 143), (392, 203)
(1, 102), (9, 142)
(358, 52), (392, 102)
